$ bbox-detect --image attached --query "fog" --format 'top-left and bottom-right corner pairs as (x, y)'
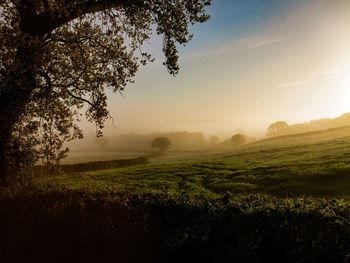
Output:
(69, 0), (350, 153)
(65, 112), (350, 158)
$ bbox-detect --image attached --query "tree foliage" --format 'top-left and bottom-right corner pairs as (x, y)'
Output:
(151, 137), (172, 154)
(267, 121), (289, 137)
(0, 0), (211, 179)
(230, 133), (246, 146)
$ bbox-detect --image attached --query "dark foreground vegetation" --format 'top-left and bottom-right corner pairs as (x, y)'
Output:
(1, 184), (350, 263)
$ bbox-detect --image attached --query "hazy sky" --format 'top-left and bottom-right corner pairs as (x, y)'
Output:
(85, 0), (350, 138)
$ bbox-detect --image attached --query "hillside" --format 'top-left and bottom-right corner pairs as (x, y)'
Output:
(271, 112), (350, 136)
(38, 125), (350, 198)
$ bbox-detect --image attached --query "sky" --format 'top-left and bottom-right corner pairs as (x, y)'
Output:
(84, 0), (350, 138)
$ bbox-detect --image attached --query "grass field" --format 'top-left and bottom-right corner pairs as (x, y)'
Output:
(4, 126), (350, 262)
(38, 125), (350, 198)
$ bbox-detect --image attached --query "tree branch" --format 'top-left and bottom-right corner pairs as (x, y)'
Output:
(20, 0), (147, 37)
(66, 89), (94, 107)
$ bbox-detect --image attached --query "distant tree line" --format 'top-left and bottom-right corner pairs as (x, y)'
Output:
(266, 112), (350, 137)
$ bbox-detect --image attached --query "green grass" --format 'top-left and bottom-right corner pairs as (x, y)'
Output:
(37, 125), (350, 198)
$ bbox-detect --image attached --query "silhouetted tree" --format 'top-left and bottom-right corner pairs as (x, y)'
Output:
(267, 121), (289, 136)
(0, 0), (211, 180)
(230, 133), (246, 146)
(151, 137), (172, 154)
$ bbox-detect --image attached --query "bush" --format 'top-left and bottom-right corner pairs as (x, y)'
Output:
(1, 186), (350, 262)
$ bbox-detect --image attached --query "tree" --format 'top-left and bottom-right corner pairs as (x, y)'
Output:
(230, 133), (246, 146)
(0, 0), (211, 180)
(151, 137), (172, 154)
(267, 121), (289, 136)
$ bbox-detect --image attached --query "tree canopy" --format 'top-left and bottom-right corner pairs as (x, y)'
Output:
(267, 121), (289, 137)
(151, 137), (172, 154)
(0, 0), (211, 179)
(230, 133), (246, 146)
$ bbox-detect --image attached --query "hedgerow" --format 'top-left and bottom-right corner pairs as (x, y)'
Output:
(1, 185), (350, 262)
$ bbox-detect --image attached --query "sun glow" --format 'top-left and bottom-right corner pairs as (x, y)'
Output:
(335, 56), (350, 116)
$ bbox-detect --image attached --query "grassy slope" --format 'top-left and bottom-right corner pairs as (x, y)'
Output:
(37, 125), (350, 198)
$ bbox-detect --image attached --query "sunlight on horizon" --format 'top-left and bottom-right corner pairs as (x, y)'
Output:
(77, 0), (350, 139)
(326, 52), (350, 119)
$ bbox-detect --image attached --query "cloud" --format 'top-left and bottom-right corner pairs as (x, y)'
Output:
(313, 70), (339, 80)
(244, 37), (285, 48)
(278, 70), (339, 89)
(186, 36), (285, 60)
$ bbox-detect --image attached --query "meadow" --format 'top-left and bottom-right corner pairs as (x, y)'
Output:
(3, 126), (350, 262)
(39, 125), (350, 198)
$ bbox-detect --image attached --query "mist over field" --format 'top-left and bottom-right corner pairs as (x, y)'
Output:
(64, 112), (350, 163)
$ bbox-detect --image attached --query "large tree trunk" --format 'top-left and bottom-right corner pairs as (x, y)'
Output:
(0, 1), (50, 182)
(0, 42), (41, 181)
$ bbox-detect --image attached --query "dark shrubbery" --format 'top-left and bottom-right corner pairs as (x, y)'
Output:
(1, 185), (350, 263)
(32, 156), (149, 175)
